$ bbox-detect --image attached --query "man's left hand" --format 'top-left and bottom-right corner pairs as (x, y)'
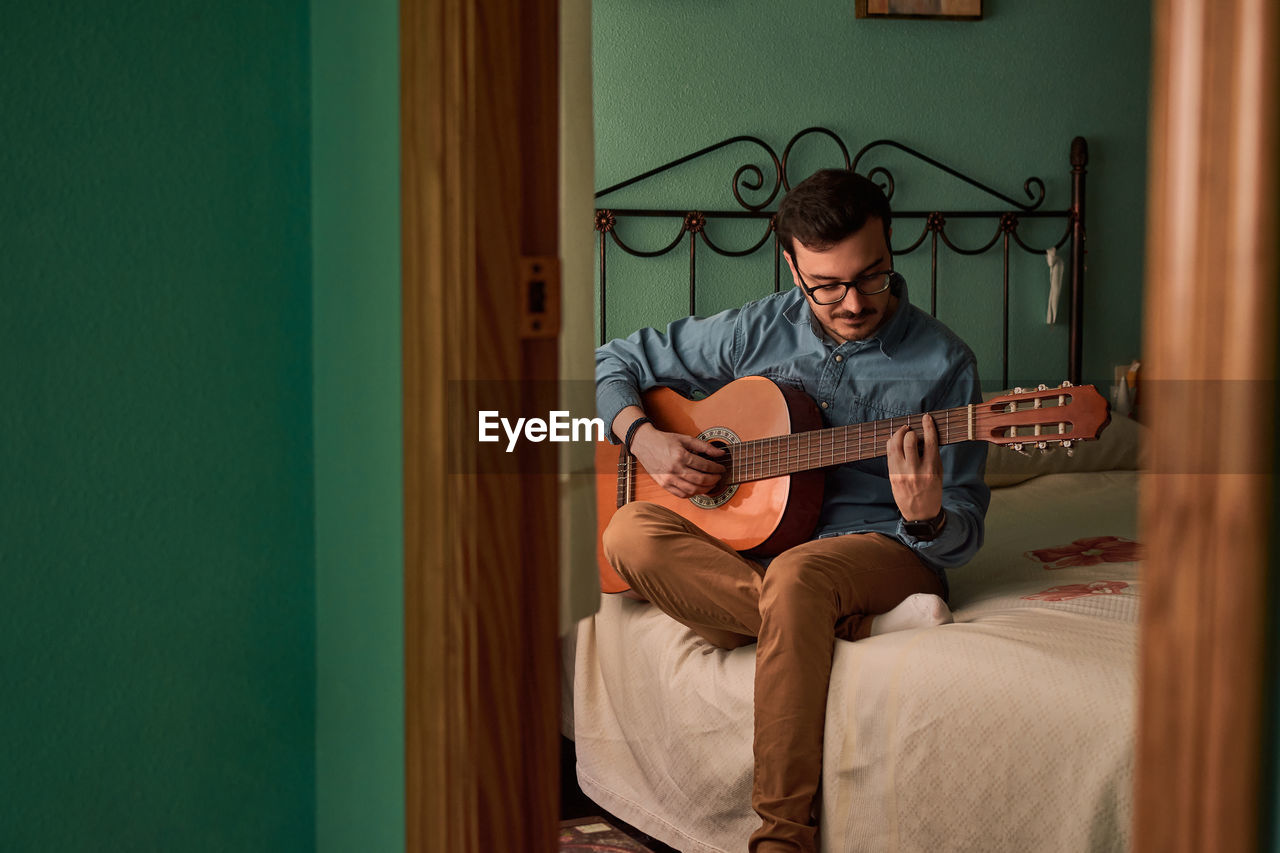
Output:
(886, 413), (944, 521)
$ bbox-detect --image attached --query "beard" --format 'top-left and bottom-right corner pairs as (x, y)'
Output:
(824, 306), (885, 343)
(814, 292), (897, 343)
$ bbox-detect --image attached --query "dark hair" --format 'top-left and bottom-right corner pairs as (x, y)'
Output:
(774, 169), (892, 259)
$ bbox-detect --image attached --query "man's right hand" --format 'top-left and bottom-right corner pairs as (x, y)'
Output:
(628, 421), (727, 499)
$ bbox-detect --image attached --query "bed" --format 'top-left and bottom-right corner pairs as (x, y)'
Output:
(568, 130), (1141, 852)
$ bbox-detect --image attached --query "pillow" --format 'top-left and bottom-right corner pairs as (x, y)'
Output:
(980, 392), (1146, 487)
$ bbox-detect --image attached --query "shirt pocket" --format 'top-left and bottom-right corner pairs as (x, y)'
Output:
(757, 368), (808, 394)
(845, 393), (913, 423)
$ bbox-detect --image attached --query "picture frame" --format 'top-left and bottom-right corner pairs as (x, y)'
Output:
(855, 0), (983, 20)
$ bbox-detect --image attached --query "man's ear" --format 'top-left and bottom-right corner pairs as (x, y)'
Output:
(782, 250), (802, 289)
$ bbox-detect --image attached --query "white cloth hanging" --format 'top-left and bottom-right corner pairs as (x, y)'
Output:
(1046, 246), (1065, 323)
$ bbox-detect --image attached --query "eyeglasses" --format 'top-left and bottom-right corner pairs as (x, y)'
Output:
(795, 268), (902, 305)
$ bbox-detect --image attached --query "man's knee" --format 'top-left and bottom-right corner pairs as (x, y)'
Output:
(601, 501), (677, 571)
(758, 542), (865, 616)
(760, 552), (828, 600)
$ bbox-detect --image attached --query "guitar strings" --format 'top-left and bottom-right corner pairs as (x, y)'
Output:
(621, 396), (1079, 498)
(718, 408), (973, 485)
(716, 407), (1073, 485)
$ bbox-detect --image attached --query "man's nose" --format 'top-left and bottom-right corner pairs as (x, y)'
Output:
(841, 286), (867, 312)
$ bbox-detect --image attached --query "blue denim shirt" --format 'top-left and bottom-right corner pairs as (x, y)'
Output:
(596, 286), (990, 581)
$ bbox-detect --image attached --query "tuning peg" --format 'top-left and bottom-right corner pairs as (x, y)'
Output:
(1037, 383), (1048, 391)
(1037, 441), (1048, 450)
(1063, 439), (1074, 457)
(1013, 386), (1024, 394)
(1060, 380), (1073, 388)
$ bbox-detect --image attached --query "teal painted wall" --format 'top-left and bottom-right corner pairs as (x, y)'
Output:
(593, 0), (1151, 388)
(2, 2), (406, 849)
(1, 2), (315, 851)
(311, 0), (405, 850)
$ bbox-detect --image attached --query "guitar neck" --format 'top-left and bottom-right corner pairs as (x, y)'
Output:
(612, 383), (1106, 509)
(722, 405), (975, 485)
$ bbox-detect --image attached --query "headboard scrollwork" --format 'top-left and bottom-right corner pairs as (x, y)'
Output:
(594, 128), (1088, 387)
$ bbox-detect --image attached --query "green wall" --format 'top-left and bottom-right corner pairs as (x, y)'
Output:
(1, 2), (315, 850)
(311, 0), (405, 851)
(1, 2), (407, 848)
(593, 0), (1151, 388)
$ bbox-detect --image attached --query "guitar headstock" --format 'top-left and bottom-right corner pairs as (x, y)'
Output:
(979, 382), (1111, 451)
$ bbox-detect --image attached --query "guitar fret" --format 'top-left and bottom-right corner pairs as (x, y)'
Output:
(616, 455), (624, 507)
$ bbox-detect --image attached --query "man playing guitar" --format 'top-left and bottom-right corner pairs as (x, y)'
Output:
(595, 169), (989, 853)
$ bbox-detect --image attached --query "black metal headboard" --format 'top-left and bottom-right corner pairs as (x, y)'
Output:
(593, 128), (1088, 389)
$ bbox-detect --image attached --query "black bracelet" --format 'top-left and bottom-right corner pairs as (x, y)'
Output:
(901, 507), (947, 541)
(623, 416), (652, 453)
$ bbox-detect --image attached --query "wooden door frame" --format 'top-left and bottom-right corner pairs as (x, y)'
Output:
(1136, 0), (1278, 850)
(401, 1), (562, 851)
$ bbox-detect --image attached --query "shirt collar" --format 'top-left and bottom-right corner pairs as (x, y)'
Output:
(783, 282), (914, 357)
(871, 282), (912, 356)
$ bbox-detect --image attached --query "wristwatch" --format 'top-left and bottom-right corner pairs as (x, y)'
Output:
(902, 508), (947, 541)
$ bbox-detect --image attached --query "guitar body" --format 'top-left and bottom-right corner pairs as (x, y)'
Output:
(593, 377), (1112, 595)
(595, 376), (825, 594)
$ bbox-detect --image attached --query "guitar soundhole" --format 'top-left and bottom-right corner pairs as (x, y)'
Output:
(689, 428), (740, 510)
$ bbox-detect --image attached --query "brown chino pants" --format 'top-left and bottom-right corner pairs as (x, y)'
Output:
(602, 501), (945, 853)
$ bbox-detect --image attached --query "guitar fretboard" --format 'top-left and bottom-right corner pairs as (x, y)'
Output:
(716, 406), (974, 485)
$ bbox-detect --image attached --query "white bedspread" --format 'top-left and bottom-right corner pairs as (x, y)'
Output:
(573, 470), (1140, 853)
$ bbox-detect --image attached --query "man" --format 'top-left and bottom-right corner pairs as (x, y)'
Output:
(595, 169), (989, 853)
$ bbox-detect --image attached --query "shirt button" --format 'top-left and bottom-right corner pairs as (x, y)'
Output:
(834, 355), (843, 363)
(820, 401), (829, 409)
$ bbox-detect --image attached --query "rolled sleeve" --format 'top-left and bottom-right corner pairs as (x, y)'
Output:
(595, 379), (643, 443)
(899, 359), (990, 569)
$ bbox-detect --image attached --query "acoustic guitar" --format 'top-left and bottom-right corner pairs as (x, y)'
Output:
(594, 376), (1110, 594)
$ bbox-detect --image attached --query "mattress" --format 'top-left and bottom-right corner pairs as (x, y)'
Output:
(571, 470), (1140, 853)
